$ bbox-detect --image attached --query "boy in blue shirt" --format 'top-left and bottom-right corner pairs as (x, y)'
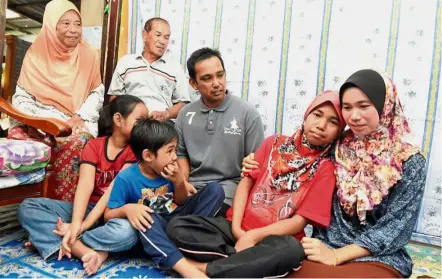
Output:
(104, 118), (224, 278)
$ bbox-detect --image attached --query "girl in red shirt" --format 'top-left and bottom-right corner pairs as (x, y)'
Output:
(18, 95), (148, 276)
(167, 91), (346, 278)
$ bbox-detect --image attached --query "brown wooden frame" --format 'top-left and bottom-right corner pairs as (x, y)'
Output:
(0, 97), (72, 206)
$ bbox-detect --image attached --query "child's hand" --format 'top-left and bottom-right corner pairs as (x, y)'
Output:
(69, 221), (83, 246)
(234, 230), (258, 253)
(161, 162), (184, 186)
(124, 204), (155, 232)
(185, 181), (197, 196)
(53, 218), (73, 260)
(53, 218), (83, 259)
(232, 225), (246, 240)
(58, 229), (72, 260)
(52, 217), (71, 236)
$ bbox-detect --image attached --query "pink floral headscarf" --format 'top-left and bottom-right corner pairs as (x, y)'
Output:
(335, 70), (420, 224)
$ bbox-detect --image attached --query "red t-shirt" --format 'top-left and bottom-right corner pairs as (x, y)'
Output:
(80, 137), (137, 203)
(226, 135), (336, 240)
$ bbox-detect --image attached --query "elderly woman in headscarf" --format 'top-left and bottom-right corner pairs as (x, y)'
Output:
(8, 0), (104, 201)
(243, 69), (426, 278)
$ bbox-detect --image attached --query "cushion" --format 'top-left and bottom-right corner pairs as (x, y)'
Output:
(0, 139), (51, 176)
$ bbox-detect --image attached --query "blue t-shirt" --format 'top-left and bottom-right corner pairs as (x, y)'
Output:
(108, 163), (177, 214)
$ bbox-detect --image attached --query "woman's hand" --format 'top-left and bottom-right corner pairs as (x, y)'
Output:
(241, 153), (259, 177)
(301, 237), (337, 266)
(67, 114), (86, 135)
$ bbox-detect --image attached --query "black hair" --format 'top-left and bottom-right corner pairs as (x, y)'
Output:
(187, 47), (225, 80)
(130, 118), (179, 160)
(144, 17), (169, 32)
(98, 95), (144, 137)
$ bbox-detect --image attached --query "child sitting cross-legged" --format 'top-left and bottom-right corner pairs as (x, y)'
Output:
(103, 118), (225, 278)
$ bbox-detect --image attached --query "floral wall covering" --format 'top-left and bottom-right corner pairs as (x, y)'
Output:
(126, 0), (441, 243)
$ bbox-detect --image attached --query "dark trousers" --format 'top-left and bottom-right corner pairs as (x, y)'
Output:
(167, 215), (305, 278)
(139, 182), (224, 268)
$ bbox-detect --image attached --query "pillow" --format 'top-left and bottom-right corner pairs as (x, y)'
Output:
(0, 139), (51, 176)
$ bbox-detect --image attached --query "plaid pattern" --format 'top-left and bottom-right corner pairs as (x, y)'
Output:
(0, 168), (45, 190)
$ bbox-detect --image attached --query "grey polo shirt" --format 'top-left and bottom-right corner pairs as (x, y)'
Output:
(175, 92), (265, 204)
(108, 50), (191, 113)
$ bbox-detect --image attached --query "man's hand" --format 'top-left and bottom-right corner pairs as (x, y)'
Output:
(151, 110), (171, 122)
(161, 162), (185, 187)
(124, 204), (155, 232)
(241, 153), (259, 177)
(234, 230), (259, 253)
(66, 115), (86, 135)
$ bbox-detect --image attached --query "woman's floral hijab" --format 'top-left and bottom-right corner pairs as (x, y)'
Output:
(335, 70), (420, 224)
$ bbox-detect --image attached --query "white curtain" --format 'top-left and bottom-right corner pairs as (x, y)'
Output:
(128, 0), (441, 244)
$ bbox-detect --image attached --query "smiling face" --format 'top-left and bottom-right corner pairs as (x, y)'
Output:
(341, 87), (380, 137)
(303, 103), (341, 146)
(56, 10), (82, 48)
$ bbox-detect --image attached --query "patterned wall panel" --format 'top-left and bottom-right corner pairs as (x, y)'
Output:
(282, 0), (327, 135)
(127, 0), (441, 241)
(323, 0), (393, 93)
(392, 0), (438, 149)
(218, 0), (250, 98)
(246, 0), (288, 135)
(184, 0), (218, 66)
(159, 0), (186, 61)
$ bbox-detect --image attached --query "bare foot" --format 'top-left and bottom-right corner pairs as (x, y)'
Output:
(81, 251), (108, 276)
(24, 241), (32, 248)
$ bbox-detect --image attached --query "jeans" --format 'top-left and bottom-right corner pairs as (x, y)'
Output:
(18, 198), (138, 260)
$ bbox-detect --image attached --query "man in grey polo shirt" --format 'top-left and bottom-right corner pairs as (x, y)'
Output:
(108, 17), (190, 122)
(176, 48), (265, 215)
